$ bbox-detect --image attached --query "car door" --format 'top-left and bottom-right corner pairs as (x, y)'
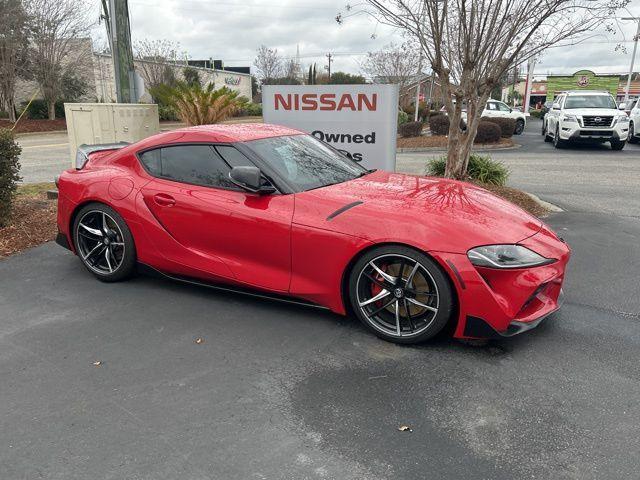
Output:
(547, 95), (563, 133)
(495, 101), (513, 118)
(138, 144), (294, 291)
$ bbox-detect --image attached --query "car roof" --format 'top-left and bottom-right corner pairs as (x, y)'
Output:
(133, 123), (305, 151)
(561, 90), (612, 96)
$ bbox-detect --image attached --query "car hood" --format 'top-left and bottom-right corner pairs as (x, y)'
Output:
(293, 170), (543, 253)
(563, 108), (620, 117)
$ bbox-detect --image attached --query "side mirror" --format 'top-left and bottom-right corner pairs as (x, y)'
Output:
(552, 102), (561, 110)
(229, 166), (276, 194)
(618, 103), (626, 110)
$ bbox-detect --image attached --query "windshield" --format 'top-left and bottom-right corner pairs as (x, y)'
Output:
(245, 134), (368, 192)
(564, 95), (617, 109)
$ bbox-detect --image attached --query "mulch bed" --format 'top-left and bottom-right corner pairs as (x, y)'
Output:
(476, 182), (549, 217)
(0, 192), (57, 259)
(0, 119), (67, 133)
(398, 135), (514, 149)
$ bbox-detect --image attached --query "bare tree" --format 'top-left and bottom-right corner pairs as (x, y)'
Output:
(26, 0), (94, 120)
(0, 0), (29, 122)
(134, 39), (183, 91)
(349, 0), (628, 179)
(254, 45), (282, 84)
(361, 42), (420, 102)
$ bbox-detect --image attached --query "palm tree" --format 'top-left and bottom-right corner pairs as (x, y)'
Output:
(151, 82), (248, 126)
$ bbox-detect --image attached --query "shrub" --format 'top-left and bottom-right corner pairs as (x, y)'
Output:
(0, 128), (22, 226)
(426, 154), (509, 186)
(397, 110), (409, 127)
(158, 104), (179, 121)
(235, 102), (262, 117)
(182, 67), (201, 87)
(150, 82), (248, 126)
(474, 120), (501, 143)
(485, 117), (516, 138)
(21, 99), (66, 120)
(429, 114), (450, 135)
(529, 110), (543, 118)
(398, 121), (424, 138)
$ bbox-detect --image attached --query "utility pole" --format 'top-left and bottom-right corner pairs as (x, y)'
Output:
(101, 0), (138, 103)
(523, 57), (535, 113)
(325, 53), (333, 80)
(622, 17), (640, 105)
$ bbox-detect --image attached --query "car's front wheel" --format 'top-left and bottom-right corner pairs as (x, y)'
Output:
(73, 203), (137, 282)
(348, 246), (453, 344)
(553, 125), (566, 149)
(514, 119), (525, 135)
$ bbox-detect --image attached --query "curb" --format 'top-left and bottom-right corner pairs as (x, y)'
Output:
(397, 143), (521, 153)
(15, 130), (68, 137)
(525, 192), (563, 213)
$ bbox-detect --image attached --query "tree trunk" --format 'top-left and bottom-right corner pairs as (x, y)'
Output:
(8, 99), (17, 123)
(48, 100), (55, 120)
(444, 98), (465, 179)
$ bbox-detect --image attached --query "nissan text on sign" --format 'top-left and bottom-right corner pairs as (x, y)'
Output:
(262, 84), (400, 171)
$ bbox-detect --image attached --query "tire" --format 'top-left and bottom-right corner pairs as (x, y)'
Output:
(611, 139), (625, 151)
(514, 119), (525, 135)
(72, 203), (137, 282)
(348, 245), (454, 344)
(543, 121), (552, 142)
(629, 122), (638, 144)
(553, 125), (566, 149)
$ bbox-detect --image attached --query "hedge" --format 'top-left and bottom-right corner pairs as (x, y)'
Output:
(398, 121), (424, 138)
(484, 117), (516, 138)
(0, 128), (22, 226)
(429, 114), (450, 135)
(475, 120), (501, 143)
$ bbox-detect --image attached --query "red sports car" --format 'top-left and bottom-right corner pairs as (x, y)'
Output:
(55, 124), (570, 343)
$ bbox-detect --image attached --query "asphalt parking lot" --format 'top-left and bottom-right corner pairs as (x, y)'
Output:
(2, 119), (640, 478)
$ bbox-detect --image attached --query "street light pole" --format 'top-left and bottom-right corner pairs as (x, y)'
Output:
(622, 17), (640, 104)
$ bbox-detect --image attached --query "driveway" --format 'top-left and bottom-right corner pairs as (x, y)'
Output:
(2, 118), (640, 479)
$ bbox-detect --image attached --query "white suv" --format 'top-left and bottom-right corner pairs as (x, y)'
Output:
(543, 91), (629, 150)
(442, 100), (527, 134)
(628, 100), (640, 144)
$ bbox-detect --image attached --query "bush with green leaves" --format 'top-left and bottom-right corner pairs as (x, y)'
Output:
(429, 114), (450, 135)
(529, 110), (543, 118)
(398, 121), (424, 138)
(158, 104), (179, 121)
(474, 120), (501, 143)
(426, 154), (509, 186)
(0, 128), (22, 226)
(486, 117), (516, 138)
(234, 102), (263, 117)
(21, 99), (66, 120)
(397, 110), (409, 127)
(182, 67), (201, 87)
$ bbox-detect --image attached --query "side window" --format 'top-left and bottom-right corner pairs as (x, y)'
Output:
(486, 102), (498, 111)
(215, 145), (255, 168)
(139, 145), (238, 189)
(497, 102), (511, 112)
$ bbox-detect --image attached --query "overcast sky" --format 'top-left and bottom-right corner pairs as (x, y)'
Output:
(94, 0), (640, 79)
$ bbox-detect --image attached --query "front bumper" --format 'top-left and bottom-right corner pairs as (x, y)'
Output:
(433, 225), (571, 339)
(559, 123), (628, 142)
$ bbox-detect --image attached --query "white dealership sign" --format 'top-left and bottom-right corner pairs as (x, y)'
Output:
(262, 84), (399, 171)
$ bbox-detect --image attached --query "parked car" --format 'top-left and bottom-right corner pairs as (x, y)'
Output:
(629, 100), (640, 143)
(55, 124), (570, 344)
(618, 99), (638, 116)
(540, 100), (554, 134)
(440, 100), (527, 134)
(543, 90), (629, 150)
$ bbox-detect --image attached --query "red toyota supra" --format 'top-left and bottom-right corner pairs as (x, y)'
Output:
(55, 123), (570, 343)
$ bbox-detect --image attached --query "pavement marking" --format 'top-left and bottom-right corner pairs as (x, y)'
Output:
(21, 143), (69, 149)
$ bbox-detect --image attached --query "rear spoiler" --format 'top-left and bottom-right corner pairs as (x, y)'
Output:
(75, 142), (130, 170)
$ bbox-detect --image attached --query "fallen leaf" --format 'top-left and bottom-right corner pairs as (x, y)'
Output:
(398, 425), (412, 432)
(92, 361), (102, 366)
(195, 337), (204, 344)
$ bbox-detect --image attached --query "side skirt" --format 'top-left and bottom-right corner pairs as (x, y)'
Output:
(136, 263), (330, 311)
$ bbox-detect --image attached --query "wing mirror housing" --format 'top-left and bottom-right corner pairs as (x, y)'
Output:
(618, 103), (626, 110)
(552, 102), (561, 110)
(229, 166), (276, 194)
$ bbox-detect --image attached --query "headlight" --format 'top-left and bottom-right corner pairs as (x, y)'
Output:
(467, 245), (555, 269)
(562, 114), (578, 122)
(616, 114), (629, 124)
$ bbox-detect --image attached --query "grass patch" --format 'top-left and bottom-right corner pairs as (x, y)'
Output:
(17, 182), (56, 197)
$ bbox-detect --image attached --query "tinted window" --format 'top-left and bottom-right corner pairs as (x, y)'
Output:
(139, 145), (238, 189)
(246, 134), (367, 192)
(486, 102), (498, 111)
(215, 146), (255, 168)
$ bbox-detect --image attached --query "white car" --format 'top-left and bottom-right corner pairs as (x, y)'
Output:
(628, 100), (640, 144)
(543, 91), (629, 150)
(441, 100), (527, 134)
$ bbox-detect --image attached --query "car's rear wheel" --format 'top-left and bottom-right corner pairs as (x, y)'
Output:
(348, 246), (453, 344)
(514, 119), (525, 135)
(629, 122), (638, 144)
(73, 203), (136, 282)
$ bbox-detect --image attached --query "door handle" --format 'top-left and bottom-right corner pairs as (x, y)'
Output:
(153, 193), (176, 207)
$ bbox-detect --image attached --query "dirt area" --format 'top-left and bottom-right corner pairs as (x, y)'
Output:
(477, 181), (549, 217)
(0, 183), (57, 259)
(398, 135), (514, 149)
(0, 119), (67, 133)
